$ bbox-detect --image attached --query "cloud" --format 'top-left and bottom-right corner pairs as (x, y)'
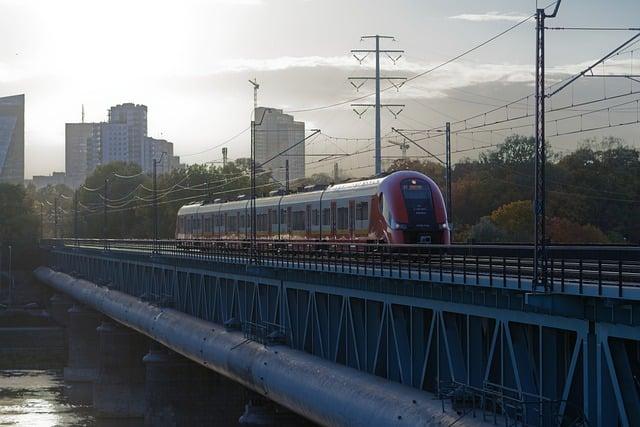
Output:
(449, 12), (531, 23)
(216, 56), (356, 73)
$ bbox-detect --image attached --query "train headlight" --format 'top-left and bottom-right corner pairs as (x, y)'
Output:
(438, 223), (450, 230)
(390, 218), (408, 230)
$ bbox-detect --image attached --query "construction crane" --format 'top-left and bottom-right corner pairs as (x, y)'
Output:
(389, 137), (409, 159)
(248, 78), (259, 110)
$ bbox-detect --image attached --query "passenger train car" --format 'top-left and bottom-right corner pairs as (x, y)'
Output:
(176, 170), (450, 244)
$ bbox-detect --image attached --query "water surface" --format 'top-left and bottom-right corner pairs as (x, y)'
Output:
(0, 370), (94, 426)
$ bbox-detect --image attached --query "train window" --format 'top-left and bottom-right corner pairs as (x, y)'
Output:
(204, 217), (211, 232)
(337, 207), (349, 230)
(270, 210), (277, 225)
(280, 209), (287, 224)
(322, 208), (330, 226)
(292, 211), (305, 231)
(239, 214), (244, 228)
(356, 202), (368, 221)
(312, 209), (319, 226)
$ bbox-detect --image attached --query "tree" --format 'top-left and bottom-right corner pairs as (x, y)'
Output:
(489, 200), (532, 243)
(467, 217), (507, 243)
(548, 217), (609, 244)
(0, 184), (40, 269)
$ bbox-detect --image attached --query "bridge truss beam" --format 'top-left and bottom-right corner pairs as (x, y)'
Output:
(43, 248), (640, 426)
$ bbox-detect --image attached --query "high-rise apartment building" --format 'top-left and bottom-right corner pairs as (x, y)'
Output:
(254, 107), (305, 186)
(65, 102), (177, 187)
(0, 94), (25, 184)
(65, 122), (101, 188)
(143, 137), (180, 175)
(105, 103), (148, 168)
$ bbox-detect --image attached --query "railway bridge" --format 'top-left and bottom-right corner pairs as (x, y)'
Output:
(35, 239), (640, 426)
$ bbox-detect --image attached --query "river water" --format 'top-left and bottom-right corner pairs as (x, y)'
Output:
(0, 370), (142, 427)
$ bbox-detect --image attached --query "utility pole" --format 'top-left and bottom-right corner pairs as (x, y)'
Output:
(73, 190), (78, 246)
(153, 152), (167, 252)
(534, 1), (561, 292)
(285, 159), (290, 193)
(40, 203), (44, 240)
(81, 104), (85, 123)
(8, 245), (12, 307)
(54, 196), (59, 239)
(333, 163), (339, 182)
(445, 122), (452, 229)
(103, 178), (109, 250)
(250, 108), (268, 262)
(350, 35), (406, 176)
(222, 147), (228, 167)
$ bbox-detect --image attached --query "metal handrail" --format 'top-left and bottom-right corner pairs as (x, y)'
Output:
(41, 238), (640, 295)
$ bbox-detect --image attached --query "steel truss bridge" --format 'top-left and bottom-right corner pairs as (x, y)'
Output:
(40, 239), (640, 426)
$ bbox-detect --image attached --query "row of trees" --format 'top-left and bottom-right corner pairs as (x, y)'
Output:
(19, 134), (640, 245)
(388, 135), (639, 244)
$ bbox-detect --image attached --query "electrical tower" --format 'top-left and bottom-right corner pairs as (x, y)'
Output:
(350, 35), (406, 176)
(534, 1), (561, 292)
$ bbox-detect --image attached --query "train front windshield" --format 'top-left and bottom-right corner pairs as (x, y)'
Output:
(400, 179), (436, 241)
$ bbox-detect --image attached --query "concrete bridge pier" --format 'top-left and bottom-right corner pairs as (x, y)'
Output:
(48, 293), (72, 326)
(63, 304), (100, 382)
(239, 393), (313, 426)
(143, 342), (247, 426)
(93, 320), (147, 419)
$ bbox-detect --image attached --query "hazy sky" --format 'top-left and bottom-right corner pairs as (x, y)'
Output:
(1, 0), (639, 178)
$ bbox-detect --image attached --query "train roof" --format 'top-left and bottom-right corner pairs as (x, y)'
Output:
(176, 171), (433, 216)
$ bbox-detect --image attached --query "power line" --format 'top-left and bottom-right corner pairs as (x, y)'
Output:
(180, 126), (250, 157)
(546, 26), (640, 31)
(285, 4), (551, 114)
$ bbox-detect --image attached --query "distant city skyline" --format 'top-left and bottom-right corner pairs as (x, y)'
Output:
(1, 0), (640, 178)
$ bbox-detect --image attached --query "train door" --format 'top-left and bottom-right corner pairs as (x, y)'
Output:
(349, 200), (355, 240)
(306, 205), (311, 239)
(331, 201), (337, 239)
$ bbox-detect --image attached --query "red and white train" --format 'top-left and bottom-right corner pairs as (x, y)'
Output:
(176, 170), (450, 244)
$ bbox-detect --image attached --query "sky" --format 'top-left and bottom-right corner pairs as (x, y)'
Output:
(1, 0), (639, 178)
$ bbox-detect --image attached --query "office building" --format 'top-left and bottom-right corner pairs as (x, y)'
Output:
(254, 107), (305, 186)
(65, 122), (101, 188)
(0, 94), (25, 184)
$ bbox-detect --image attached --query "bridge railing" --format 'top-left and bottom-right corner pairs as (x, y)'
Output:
(41, 238), (640, 297)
